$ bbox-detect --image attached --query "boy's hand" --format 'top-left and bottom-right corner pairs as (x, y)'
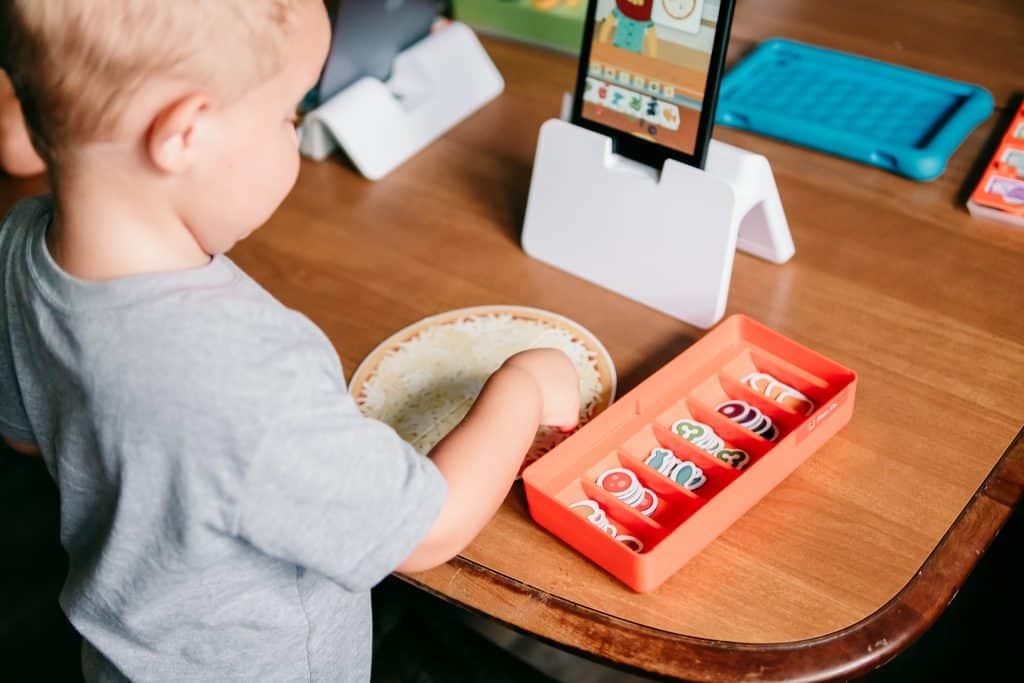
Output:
(501, 348), (580, 431)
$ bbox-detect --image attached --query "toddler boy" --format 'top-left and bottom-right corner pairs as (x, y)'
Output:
(0, 1), (579, 680)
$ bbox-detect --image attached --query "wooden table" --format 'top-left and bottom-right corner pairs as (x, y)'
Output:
(3, 1), (1022, 680)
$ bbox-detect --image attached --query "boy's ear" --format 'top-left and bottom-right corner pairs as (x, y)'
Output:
(146, 94), (211, 174)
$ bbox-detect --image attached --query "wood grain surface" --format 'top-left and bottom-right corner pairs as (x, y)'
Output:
(2, 1), (1021, 680)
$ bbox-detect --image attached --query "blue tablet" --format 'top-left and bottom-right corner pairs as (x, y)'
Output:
(714, 38), (994, 181)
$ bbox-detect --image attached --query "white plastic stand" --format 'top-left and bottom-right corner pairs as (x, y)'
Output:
(521, 103), (794, 329)
(299, 22), (504, 180)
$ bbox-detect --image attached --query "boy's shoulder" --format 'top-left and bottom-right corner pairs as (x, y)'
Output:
(79, 261), (343, 425)
(0, 193), (343, 431)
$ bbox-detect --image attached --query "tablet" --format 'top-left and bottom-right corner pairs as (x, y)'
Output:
(317, 0), (440, 105)
(570, 0), (735, 170)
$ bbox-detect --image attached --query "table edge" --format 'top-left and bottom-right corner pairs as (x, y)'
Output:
(400, 426), (1024, 682)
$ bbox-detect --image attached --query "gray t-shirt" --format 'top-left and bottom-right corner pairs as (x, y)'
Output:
(0, 196), (447, 682)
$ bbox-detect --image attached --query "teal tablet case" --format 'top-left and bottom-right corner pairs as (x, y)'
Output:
(714, 38), (994, 181)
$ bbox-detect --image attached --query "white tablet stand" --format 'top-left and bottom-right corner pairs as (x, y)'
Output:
(299, 22), (504, 180)
(521, 99), (794, 329)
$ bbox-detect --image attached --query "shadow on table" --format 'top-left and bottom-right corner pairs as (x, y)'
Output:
(861, 499), (1023, 682)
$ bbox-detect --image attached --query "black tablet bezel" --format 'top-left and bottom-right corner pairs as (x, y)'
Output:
(569, 0), (736, 171)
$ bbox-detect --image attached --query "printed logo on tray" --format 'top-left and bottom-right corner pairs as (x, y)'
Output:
(584, 76), (682, 131)
(795, 388), (849, 445)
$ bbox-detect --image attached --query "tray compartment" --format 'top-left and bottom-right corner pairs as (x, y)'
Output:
(653, 401), (766, 472)
(555, 475), (667, 554)
(619, 422), (742, 498)
(581, 449), (702, 530)
(708, 373), (806, 435)
(718, 348), (831, 417)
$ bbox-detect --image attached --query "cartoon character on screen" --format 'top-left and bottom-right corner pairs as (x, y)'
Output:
(597, 0), (658, 57)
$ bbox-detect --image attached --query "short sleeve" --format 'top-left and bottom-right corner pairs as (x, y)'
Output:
(0, 211), (35, 445)
(235, 356), (447, 593)
(0, 344), (33, 444)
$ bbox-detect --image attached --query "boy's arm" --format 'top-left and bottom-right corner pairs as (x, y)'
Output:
(398, 349), (579, 573)
(232, 345), (578, 592)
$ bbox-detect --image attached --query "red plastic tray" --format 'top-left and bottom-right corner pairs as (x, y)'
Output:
(522, 314), (857, 592)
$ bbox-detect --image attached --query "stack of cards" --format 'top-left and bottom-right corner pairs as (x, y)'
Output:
(596, 467), (660, 517)
(968, 99), (1024, 227)
(671, 419), (750, 469)
(569, 499), (644, 551)
(644, 447), (706, 490)
(743, 372), (815, 416)
(716, 400), (779, 440)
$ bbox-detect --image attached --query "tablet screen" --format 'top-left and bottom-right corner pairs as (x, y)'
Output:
(579, 0), (726, 157)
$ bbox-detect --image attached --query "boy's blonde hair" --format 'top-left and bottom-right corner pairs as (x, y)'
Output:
(0, 0), (304, 166)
